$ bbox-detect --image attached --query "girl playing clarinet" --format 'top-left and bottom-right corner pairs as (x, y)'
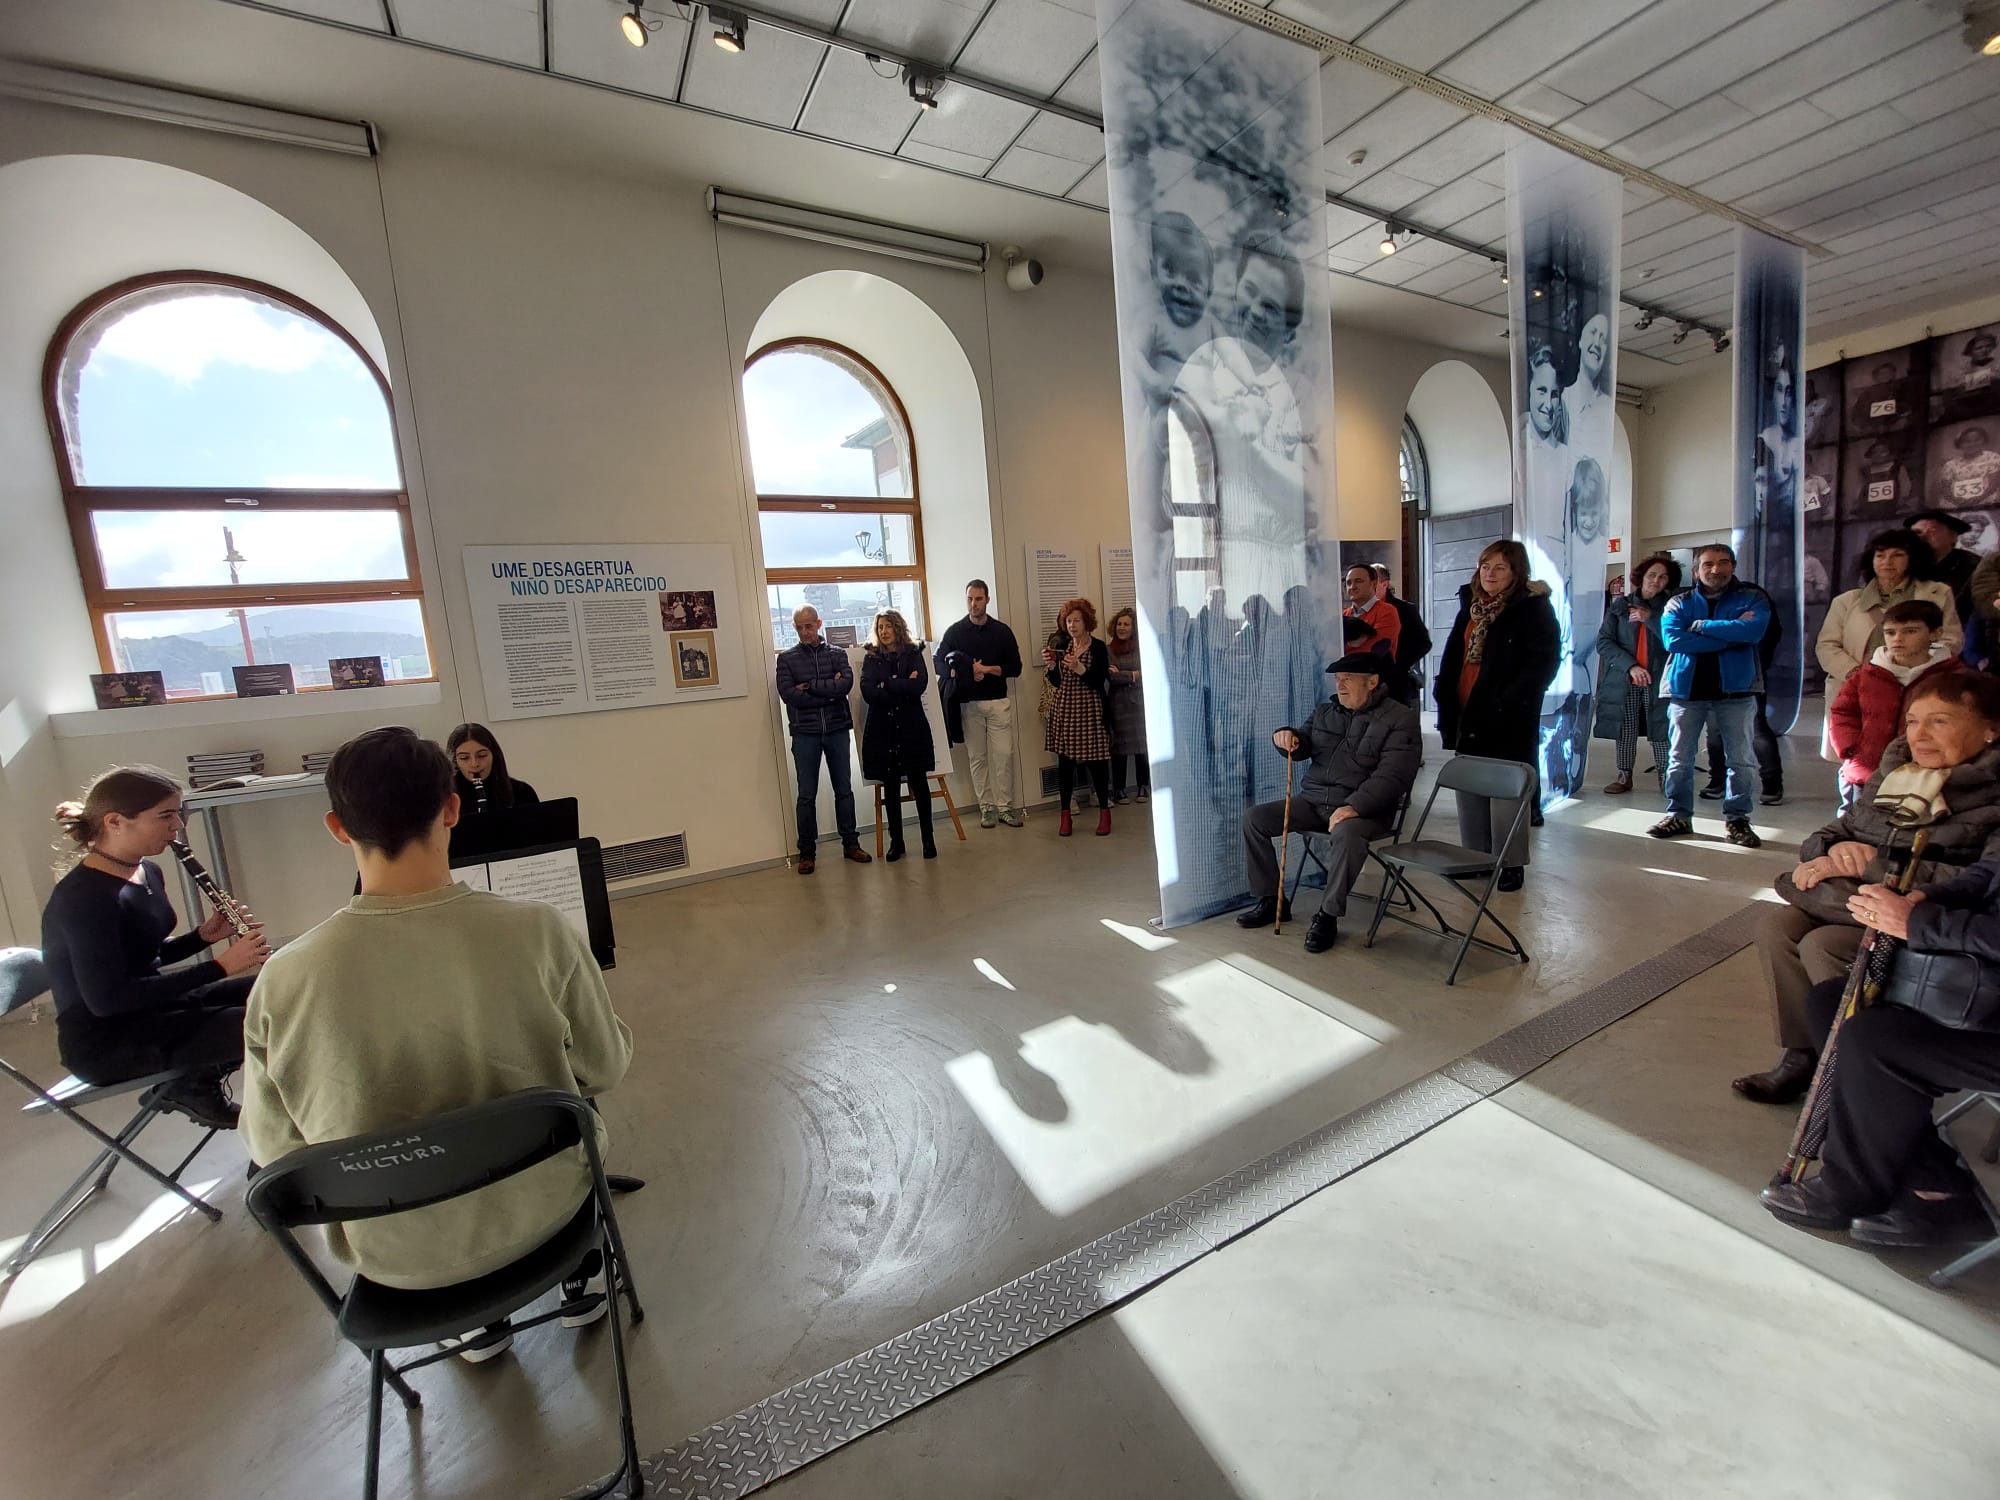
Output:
(446, 723), (539, 818)
(40, 766), (268, 1128)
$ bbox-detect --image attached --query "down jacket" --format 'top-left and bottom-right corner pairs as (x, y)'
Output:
(1661, 580), (1773, 699)
(1826, 652), (1966, 787)
(1434, 582), (1561, 766)
(1776, 737), (2000, 925)
(1279, 681), (1422, 822)
(1591, 592), (1671, 743)
(859, 645), (935, 781)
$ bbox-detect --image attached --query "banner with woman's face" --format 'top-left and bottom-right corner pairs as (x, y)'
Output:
(1506, 137), (1622, 806)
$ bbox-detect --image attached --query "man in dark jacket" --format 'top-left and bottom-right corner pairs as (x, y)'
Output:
(1234, 653), (1422, 954)
(774, 605), (871, 874)
(1372, 562), (1433, 700)
(937, 580), (1025, 829)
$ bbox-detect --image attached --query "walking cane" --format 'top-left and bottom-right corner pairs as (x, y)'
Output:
(1779, 826), (1929, 1185)
(1274, 751), (1295, 936)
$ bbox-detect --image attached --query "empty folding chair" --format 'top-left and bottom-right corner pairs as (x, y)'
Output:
(0, 947), (225, 1275)
(1363, 756), (1534, 986)
(246, 1087), (645, 1500)
(1931, 1091), (2000, 1289)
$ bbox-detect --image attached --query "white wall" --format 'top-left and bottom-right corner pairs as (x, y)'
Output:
(0, 94), (1534, 938)
(1407, 358), (1511, 519)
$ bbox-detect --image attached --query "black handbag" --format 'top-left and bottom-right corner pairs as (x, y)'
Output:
(1881, 948), (2000, 1032)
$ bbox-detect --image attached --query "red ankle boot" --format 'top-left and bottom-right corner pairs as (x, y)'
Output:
(1095, 807), (1112, 836)
(1059, 809), (1073, 836)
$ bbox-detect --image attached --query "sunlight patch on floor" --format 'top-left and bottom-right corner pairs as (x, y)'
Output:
(0, 1177), (222, 1330)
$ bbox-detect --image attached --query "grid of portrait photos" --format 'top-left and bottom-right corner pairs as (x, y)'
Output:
(1802, 320), (2000, 680)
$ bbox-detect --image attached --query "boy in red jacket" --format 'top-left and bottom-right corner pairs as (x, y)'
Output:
(1828, 599), (1965, 797)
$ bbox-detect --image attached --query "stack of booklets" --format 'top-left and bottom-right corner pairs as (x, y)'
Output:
(186, 750), (265, 789)
(301, 750), (335, 776)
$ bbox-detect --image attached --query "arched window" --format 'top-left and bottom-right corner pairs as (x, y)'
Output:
(743, 339), (926, 647)
(1399, 416), (1430, 516)
(1166, 395), (1219, 614)
(46, 273), (430, 699)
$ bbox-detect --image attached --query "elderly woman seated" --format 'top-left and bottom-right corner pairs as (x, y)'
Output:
(1761, 854), (2000, 1248)
(1740, 673), (2000, 1104)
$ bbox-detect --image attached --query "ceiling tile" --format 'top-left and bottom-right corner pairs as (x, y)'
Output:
(796, 47), (921, 151)
(1693, 104), (1905, 203)
(1320, 63), (1405, 139)
(1612, 93), (1755, 170)
(1400, 256), (1501, 297)
(1556, 86), (1671, 148)
(1719, 4), (1952, 116)
(1322, 203), (1381, 244)
(1356, 0), (1539, 75)
(1333, 168), (1436, 213)
(1066, 160), (1109, 207)
(1398, 176), (1506, 233)
(734, 0), (846, 22)
(1748, 118), (2000, 220)
(1634, 0), (1890, 110)
(1377, 117), (1506, 188)
(1653, 98), (1835, 185)
(1889, 62), (2000, 127)
(680, 14), (823, 126)
(898, 140), (995, 174)
(1502, 81), (1586, 125)
(1015, 111), (1103, 163)
(1436, 0), (1653, 99)
(1054, 46), (1101, 112)
(391, 0), (542, 65)
(1619, 197), (1699, 244)
(1537, 0), (1765, 105)
(906, 83), (1035, 156)
(839, 0), (989, 62)
(986, 144), (1092, 194)
(1269, 0), (1407, 34)
(270, 0), (386, 24)
(550, 0), (691, 93)
(1449, 202), (1508, 242)
(1328, 90), (1469, 173)
(954, 0), (1096, 94)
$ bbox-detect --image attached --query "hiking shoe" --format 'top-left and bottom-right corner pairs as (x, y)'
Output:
(150, 1076), (239, 1131)
(1725, 818), (1762, 848)
(1648, 816), (1693, 839)
(980, 806), (999, 829)
(999, 808), (1025, 827)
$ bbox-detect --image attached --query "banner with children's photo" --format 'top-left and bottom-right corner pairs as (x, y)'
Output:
(1097, 0), (1339, 928)
(1506, 135), (1621, 808)
(1731, 228), (1806, 733)
(1801, 318), (2000, 677)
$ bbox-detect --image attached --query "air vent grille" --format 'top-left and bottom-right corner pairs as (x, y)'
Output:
(601, 833), (689, 881)
(1040, 766), (1061, 799)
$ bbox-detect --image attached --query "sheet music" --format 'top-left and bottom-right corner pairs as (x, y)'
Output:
(484, 848), (589, 941)
(457, 865), (491, 892)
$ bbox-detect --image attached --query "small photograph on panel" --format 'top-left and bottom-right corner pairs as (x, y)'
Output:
(660, 589), (718, 630)
(1802, 367), (1839, 447)
(1843, 345), (1920, 438)
(670, 630), (717, 689)
(1926, 419), (2000, 512)
(1931, 324), (2000, 425)
(1839, 432), (1922, 521)
(1801, 445), (1838, 521)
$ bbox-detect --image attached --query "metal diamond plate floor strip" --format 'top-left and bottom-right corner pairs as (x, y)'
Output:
(558, 904), (1760, 1500)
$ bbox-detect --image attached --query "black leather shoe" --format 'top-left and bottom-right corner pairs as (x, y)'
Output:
(1849, 1192), (1993, 1248)
(1497, 865), (1524, 892)
(1302, 914), (1338, 953)
(886, 842), (905, 864)
(606, 1173), (646, 1194)
(1235, 898), (1278, 929)
(1761, 1177), (1855, 1231)
(1731, 1048), (1816, 1104)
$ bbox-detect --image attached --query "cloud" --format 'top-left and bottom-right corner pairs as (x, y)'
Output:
(92, 295), (346, 383)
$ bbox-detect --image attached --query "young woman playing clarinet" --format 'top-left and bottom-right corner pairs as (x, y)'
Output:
(39, 766), (270, 1128)
(446, 723), (539, 819)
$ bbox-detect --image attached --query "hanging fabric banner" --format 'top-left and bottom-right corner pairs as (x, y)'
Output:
(1732, 226), (1807, 734)
(1506, 136), (1622, 807)
(1097, 0), (1339, 928)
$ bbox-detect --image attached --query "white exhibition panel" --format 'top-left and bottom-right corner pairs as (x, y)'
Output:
(462, 543), (746, 722)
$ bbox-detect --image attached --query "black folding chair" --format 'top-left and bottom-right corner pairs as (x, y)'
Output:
(1931, 1091), (2000, 1289)
(245, 1088), (645, 1500)
(0, 947), (224, 1276)
(1363, 756), (1534, 986)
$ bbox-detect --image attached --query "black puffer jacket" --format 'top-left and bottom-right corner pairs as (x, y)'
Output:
(1434, 582), (1561, 766)
(860, 646), (935, 780)
(1778, 738), (2000, 923)
(1280, 682), (1422, 822)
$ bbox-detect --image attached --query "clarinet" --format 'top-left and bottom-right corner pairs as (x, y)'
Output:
(170, 839), (256, 941)
(470, 777), (488, 814)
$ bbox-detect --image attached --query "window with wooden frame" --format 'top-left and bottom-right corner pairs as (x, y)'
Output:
(45, 272), (432, 701)
(742, 339), (927, 648)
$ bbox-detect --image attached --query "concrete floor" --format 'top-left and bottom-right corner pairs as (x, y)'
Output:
(3, 741), (1992, 1498)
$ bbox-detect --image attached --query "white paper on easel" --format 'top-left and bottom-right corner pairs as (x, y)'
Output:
(482, 848), (589, 941)
(457, 866), (491, 892)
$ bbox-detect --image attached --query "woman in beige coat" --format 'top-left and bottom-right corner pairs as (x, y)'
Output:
(1817, 527), (1960, 801)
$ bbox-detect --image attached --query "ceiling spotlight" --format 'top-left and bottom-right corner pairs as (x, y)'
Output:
(1712, 331), (1731, 353)
(905, 67), (943, 111)
(1634, 311), (1655, 331)
(1672, 322), (1694, 345)
(1379, 221), (1399, 255)
(1490, 257), (1507, 285)
(619, 2), (650, 46)
(1964, 6), (2000, 54)
(1531, 285), (1544, 299)
(710, 6), (747, 52)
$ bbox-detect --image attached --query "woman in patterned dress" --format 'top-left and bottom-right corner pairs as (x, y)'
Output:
(1042, 597), (1113, 837)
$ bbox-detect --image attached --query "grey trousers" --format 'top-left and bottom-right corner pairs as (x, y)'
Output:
(1755, 902), (1863, 1049)
(1241, 799), (1387, 918)
(1455, 772), (1535, 868)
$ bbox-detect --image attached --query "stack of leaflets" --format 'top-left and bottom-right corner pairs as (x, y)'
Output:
(186, 750), (265, 789)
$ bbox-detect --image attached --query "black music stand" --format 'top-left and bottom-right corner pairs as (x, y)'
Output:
(450, 838), (616, 970)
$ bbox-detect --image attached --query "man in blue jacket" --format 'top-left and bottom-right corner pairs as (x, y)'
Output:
(1651, 543), (1772, 848)
(775, 605), (872, 874)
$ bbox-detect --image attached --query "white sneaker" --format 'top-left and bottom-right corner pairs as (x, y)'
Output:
(560, 1268), (609, 1329)
(439, 1322), (514, 1363)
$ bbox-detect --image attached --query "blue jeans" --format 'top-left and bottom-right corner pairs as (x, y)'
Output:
(791, 731), (858, 856)
(1666, 698), (1756, 818)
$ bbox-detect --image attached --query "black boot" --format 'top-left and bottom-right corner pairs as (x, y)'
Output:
(1235, 898), (1278, 929)
(886, 839), (905, 863)
(921, 817), (937, 859)
(1731, 1048), (1817, 1104)
(152, 1075), (239, 1131)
